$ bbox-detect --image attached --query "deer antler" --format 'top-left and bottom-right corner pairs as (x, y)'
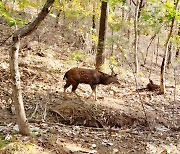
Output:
(109, 64), (115, 75)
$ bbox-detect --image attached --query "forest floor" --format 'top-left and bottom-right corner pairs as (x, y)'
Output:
(0, 22), (180, 154)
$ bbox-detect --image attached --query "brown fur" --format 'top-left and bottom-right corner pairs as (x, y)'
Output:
(146, 79), (159, 91)
(137, 79), (174, 92)
(147, 79), (174, 91)
(63, 67), (119, 100)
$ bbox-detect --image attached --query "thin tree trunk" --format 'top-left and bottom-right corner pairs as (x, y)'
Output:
(91, 2), (96, 54)
(167, 43), (172, 67)
(127, 0), (132, 41)
(55, 0), (63, 27)
(55, 11), (61, 27)
(96, 1), (108, 70)
(134, 0), (140, 73)
(176, 49), (179, 58)
(175, 25), (180, 58)
(144, 25), (162, 65)
(92, 2), (96, 30)
(160, 0), (179, 94)
(9, 0), (55, 135)
(143, 34), (156, 65)
(10, 36), (30, 135)
(111, 29), (114, 56)
(156, 35), (160, 65)
(121, 1), (125, 22)
(138, 0), (144, 18)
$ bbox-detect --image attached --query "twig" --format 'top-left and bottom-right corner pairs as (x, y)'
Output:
(42, 92), (51, 121)
(143, 36), (155, 65)
(49, 108), (66, 121)
(143, 24), (163, 65)
(0, 33), (13, 46)
(131, 0), (137, 6)
(148, 43), (155, 79)
(124, 58), (151, 132)
(86, 127), (133, 133)
(155, 36), (160, 65)
(42, 101), (48, 122)
(30, 102), (39, 119)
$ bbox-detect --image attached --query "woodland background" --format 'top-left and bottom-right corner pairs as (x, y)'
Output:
(0, 0), (180, 153)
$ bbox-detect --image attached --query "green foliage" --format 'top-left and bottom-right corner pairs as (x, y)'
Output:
(110, 56), (119, 65)
(0, 1), (25, 26)
(17, 0), (43, 9)
(140, 1), (164, 27)
(109, 0), (126, 6)
(0, 134), (11, 149)
(63, 0), (92, 19)
(171, 34), (180, 48)
(176, 57), (180, 62)
(90, 28), (98, 43)
(0, 2), (16, 26)
(108, 13), (122, 31)
(164, 0), (178, 21)
(69, 50), (84, 62)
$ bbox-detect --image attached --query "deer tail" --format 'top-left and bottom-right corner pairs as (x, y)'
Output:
(63, 72), (68, 80)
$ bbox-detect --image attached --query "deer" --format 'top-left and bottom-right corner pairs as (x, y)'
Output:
(63, 67), (119, 100)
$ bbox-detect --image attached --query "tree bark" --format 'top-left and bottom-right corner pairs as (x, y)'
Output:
(134, 0), (140, 73)
(156, 35), (160, 65)
(137, 0), (144, 18)
(91, 1), (96, 53)
(95, 1), (108, 70)
(92, 2), (96, 30)
(175, 25), (180, 58)
(176, 48), (179, 58)
(160, 0), (179, 94)
(127, 0), (132, 41)
(167, 43), (172, 67)
(9, 0), (55, 135)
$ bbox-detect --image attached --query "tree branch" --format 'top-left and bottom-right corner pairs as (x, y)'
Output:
(13, 0), (55, 39)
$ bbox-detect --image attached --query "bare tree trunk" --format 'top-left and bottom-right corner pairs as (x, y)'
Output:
(127, 0), (132, 41)
(144, 25), (162, 65)
(10, 36), (30, 135)
(111, 29), (114, 56)
(121, 1), (125, 22)
(134, 0), (140, 73)
(175, 25), (180, 58)
(91, 2), (96, 54)
(55, 11), (61, 27)
(156, 35), (160, 65)
(176, 49), (179, 58)
(137, 0), (144, 18)
(55, 0), (63, 27)
(92, 2), (96, 30)
(160, 0), (179, 94)
(167, 43), (172, 67)
(143, 34), (156, 65)
(96, 1), (108, 70)
(9, 0), (55, 135)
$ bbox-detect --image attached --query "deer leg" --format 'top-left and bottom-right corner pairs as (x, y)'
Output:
(72, 83), (80, 99)
(64, 80), (71, 96)
(89, 85), (97, 101)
